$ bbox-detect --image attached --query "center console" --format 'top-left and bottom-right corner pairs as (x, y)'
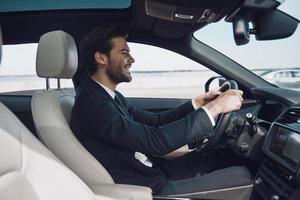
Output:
(254, 106), (300, 200)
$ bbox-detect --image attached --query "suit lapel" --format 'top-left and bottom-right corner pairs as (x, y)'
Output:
(86, 78), (129, 118)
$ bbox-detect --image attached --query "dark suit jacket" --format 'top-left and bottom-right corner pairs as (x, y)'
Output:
(71, 77), (214, 193)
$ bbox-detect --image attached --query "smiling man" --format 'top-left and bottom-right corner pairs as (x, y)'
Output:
(71, 25), (249, 195)
(93, 36), (134, 87)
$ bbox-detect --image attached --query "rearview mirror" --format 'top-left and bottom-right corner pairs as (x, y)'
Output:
(233, 18), (250, 45)
(230, 9), (299, 45)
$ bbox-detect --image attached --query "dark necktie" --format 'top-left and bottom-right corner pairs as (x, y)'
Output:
(115, 94), (152, 167)
(114, 94), (129, 117)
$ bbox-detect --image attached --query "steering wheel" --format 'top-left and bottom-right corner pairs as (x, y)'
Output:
(195, 80), (238, 152)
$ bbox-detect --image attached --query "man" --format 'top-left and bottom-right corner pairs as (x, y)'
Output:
(71, 25), (247, 195)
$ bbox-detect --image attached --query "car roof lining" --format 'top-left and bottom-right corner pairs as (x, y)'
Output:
(0, 0), (243, 45)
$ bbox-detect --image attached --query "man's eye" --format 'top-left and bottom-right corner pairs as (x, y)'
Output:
(122, 52), (130, 57)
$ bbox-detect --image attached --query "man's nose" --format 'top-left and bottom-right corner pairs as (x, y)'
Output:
(129, 55), (135, 64)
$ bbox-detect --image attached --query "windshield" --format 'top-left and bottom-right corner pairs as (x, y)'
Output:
(193, 0), (300, 91)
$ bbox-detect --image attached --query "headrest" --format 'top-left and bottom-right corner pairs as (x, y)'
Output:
(36, 30), (78, 78)
(0, 26), (2, 64)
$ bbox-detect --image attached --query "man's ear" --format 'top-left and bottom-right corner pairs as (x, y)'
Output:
(94, 52), (107, 65)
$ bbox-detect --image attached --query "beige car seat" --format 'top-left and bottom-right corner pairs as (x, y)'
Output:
(31, 30), (152, 200)
(0, 26), (114, 200)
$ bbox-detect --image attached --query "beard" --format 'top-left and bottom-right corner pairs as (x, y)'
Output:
(106, 61), (132, 84)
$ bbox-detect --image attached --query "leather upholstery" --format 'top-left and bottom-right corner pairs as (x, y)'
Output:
(33, 30), (114, 185)
(32, 90), (114, 185)
(32, 30), (152, 200)
(0, 103), (112, 200)
(36, 30), (77, 78)
(0, 28), (114, 200)
(90, 183), (153, 200)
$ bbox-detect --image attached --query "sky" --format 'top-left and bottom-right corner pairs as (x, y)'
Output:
(0, 0), (299, 75)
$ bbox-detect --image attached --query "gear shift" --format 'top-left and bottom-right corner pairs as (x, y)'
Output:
(246, 113), (257, 136)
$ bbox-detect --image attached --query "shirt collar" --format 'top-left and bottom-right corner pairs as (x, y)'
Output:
(92, 79), (115, 99)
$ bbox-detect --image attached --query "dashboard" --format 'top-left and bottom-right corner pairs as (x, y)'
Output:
(223, 87), (300, 200)
(264, 122), (300, 174)
(256, 105), (300, 200)
(257, 100), (287, 123)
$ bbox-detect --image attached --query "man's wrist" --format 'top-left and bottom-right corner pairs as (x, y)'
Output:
(192, 99), (216, 127)
(204, 100), (222, 118)
(191, 99), (198, 110)
(192, 97), (204, 109)
(202, 106), (216, 126)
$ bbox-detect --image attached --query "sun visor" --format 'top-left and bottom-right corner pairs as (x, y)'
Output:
(145, 0), (239, 24)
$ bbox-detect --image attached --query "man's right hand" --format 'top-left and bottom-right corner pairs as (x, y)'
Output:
(204, 89), (243, 119)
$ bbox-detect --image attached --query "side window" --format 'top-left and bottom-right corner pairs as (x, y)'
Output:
(0, 43), (73, 94)
(117, 43), (219, 99)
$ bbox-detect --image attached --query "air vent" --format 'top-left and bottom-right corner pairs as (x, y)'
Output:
(277, 106), (300, 124)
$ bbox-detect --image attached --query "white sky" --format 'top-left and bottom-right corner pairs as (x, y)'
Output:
(0, 0), (299, 75)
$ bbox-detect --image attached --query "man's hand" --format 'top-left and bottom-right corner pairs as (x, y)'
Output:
(204, 89), (243, 118)
(193, 89), (221, 108)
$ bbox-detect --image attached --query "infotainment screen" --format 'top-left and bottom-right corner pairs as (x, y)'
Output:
(264, 123), (300, 172)
(270, 127), (300, 163)
(283, 132), (300, 163)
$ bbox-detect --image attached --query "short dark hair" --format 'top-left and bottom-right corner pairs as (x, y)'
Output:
(79, 25), (129, 75)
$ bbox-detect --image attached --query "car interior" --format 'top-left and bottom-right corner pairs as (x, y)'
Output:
(31, 30), (152, 200)
(1, 0), (300, 200)
(0, 28), (115, 200)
